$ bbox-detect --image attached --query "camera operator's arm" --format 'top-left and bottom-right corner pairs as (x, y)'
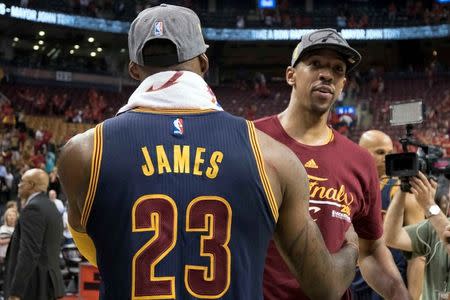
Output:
(410, 172), (449, 242)
(384, 190), (414, 251)
(404, 189), (425, 225)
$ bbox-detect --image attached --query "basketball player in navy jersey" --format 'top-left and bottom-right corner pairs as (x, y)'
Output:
(57, 4), (359, 300)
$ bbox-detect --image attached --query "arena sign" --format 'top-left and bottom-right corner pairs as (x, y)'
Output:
(0, 2), (126, 33)
(0, 2), (449, 40)
(203, 26), (450, 41)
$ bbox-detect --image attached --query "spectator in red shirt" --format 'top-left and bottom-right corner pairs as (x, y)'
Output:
(30, 150), (45, 168)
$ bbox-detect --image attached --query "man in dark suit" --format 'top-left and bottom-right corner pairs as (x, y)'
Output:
(4, 168), (65, 300)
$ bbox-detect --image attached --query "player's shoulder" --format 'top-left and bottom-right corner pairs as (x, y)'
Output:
(58, 127), (96, 173)
(255, 127), (309, 209)
(62, 128), (95, 158)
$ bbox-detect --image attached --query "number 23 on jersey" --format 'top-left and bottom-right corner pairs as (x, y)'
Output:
(131, 194), (232, 299)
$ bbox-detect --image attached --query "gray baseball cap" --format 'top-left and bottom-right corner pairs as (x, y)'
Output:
(291, 28), (361, 73)
(128, 4), (208, 67)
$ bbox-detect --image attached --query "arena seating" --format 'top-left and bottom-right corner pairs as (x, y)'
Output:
(22, 115), (93, 145)
(2, 73), (449, 149)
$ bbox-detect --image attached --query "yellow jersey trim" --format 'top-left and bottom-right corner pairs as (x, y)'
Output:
(132, 108), (217, 115)
(68, 223), (97, 267)
(81, 123), (104, 228)
(390, 185), (400, 199)
(380, 176), (399, 200)
(246, 121), (279, 222)
(326, 127), (334, 143)
(380, 177), (388, 191)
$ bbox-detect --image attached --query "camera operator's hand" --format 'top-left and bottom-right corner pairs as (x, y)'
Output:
(410, 171), (437, 212)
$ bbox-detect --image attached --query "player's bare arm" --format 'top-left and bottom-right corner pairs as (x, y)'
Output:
(359, 185), (411, 300)
(57, 129), (95, 232)
(256, 129), (358, 299)
(358, 237), (411, 299)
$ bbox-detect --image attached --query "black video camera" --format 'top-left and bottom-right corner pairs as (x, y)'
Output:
(384, 100), (450, 192)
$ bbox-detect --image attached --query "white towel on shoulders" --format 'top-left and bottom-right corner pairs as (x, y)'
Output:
(117, 71), (223, 115)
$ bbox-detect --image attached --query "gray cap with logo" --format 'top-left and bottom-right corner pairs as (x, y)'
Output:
(291, 28), (362, 73)
(128, 4), (208, 67)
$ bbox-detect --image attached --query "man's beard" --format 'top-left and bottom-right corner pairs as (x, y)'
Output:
(310, 100), (334, 117)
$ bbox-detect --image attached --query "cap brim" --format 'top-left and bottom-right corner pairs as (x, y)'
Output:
(296, 43), (362, 73)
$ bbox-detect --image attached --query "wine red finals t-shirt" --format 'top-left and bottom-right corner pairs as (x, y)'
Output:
(255, 115), (383, 300)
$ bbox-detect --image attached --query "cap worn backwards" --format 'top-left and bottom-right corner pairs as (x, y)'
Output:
(291, 28), (362, 73)
(128, 4), (209, 67)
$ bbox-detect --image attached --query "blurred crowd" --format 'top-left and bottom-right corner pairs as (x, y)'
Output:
(5, 0), (449, 28)
(9, 86), (117, 124)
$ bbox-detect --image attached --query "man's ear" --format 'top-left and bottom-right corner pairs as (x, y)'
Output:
(128, 61), (141, 81)
(199, 53), (209, 75)
(286, 66), (296, 87)
(337, 76), (347, 95)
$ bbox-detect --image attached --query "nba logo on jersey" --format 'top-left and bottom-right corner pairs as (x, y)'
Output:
(172, 118), (184, 136)
(154, 21), (163, 36)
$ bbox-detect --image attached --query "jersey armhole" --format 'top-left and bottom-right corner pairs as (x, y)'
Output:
(246, 121), (279, 222)
(68, 222), (98, 267)
(80, 123), (104, 228)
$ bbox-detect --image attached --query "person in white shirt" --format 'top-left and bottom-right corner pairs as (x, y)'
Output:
(48, 189), (64, 215)
(0, 207), (18, 262)
(62, 205), (73, 245)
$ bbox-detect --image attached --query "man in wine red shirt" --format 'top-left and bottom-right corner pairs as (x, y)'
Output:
(256, 28), (410, 300)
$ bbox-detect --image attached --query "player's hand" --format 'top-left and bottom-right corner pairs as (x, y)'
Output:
(410, 171), (437, 210)
(344, 223), (359, 252)
(8, 296), (21, 300)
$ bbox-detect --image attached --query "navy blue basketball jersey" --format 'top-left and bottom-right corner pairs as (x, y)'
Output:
(381, 178), (399, 212)
(82, 108), (277, 300)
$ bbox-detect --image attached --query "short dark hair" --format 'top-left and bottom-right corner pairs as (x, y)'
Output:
(142, 39), (178, 67)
